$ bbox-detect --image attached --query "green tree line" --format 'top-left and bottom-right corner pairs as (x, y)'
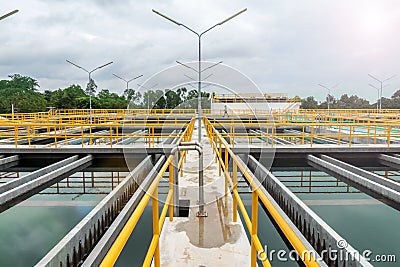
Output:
(2, 74), (399, 113)
(301, 92), (400, 109)
(0, 74), (211, 113)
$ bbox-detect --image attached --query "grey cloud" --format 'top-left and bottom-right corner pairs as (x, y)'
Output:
(1, 0), (400, 100)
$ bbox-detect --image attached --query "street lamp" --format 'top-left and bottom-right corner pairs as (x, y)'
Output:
(368, 83), (381, 111)
(368, 74), (396, 111)
(318, 83), (338, 114)
(1, 9), (18, 117)
(66, 60), (113, 123)
(153, 8), (247, 142)
(113, 73), (143, 90)
(0, 10), (18, 21)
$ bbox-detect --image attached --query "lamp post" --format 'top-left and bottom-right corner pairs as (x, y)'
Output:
(66, 60), (113, 123)
(318, 83), (338, 115)
(368, 83), (381, 111)
(113, 73), (143, 91)
(0, 10), (18, 21)
(368, 74), (396, 111)
(1, 9), (18, 118)
(153, 8), (247, 142)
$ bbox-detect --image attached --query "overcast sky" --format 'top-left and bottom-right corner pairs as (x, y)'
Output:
(1, 0), (400, 101)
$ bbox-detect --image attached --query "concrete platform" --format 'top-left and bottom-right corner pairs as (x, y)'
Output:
(158, 122), (251, 266)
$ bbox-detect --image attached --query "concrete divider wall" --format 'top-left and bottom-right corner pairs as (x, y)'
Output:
(246, 155), (371, 267)
(83, 155), (166, 266)
(237, 156), (328, 267)
(321, 155), (400, 192)
(0, 155), (93, 212)
(36, 155), (164, 267)
(0, 155), (79, 194)
(0, 155), (19, 168)
(308, 155), (400, 206)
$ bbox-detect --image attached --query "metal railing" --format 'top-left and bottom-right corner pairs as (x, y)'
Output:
(0, 118), (195, 148)
(208, 118), (400, 148)
(98, 118), (194, 266)
(204, 117), (320, 267)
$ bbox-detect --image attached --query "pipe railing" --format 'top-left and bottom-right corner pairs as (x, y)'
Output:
(204, 117), (321, 267)
(98, 118), (194, 267)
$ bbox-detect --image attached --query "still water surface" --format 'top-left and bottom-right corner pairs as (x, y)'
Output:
(0, 173), (399, 266)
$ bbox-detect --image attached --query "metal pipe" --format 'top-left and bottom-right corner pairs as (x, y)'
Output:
(171, 143), (206, 217)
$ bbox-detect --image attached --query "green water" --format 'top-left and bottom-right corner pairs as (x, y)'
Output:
(0, 204), (94, 266)
(278, 171), (400, 267)
(0, 171), (399, 266)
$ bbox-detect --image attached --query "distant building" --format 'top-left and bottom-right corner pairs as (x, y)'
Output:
(211, 93), (301, 116)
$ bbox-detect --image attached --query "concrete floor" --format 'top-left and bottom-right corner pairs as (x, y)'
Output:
(158, 122), (251, 266)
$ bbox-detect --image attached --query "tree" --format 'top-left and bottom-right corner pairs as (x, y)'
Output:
(181, 90), (211, 109)
(392, 89), (400, 99)
(154, 89), (166, 109)
(141, 89), (165, 109)
(0, 87), (46, 112)
(165, 90), (181, 109)
(124, 89), (141, 104)
(46, 85), (87, 109)
(86, 78), (97, 96)
(337, 94), (371, 109)
(5, 74), (39, 91)
(301, 96), (318, 109)
(97, 89), (127, 109)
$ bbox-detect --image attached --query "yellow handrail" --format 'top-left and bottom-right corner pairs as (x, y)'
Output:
(204, 117), (321, 267)
(99, 118), (194, 266)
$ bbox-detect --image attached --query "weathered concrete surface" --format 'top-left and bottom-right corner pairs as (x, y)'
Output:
(158, 122), (251, 266)
(245, 156), (363, 267)
(308, 155), (400, 209)
(379, 154), (400, 172)
(0, 155), (19, 170)
(0, 155), (79, 194)
(0, 155), (92, 213)
(320, 154), (400, 192)
(38, 156), (159, 267)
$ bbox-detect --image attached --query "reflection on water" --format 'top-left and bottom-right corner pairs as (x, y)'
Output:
(309, 204), (400, 267)
(0, 205), (93, 266)
(115, 208), (153, 267)
(0, 170), (398, 266)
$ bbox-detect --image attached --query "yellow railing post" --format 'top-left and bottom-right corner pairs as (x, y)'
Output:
(349, 125), (353, 147)
(14, 125), (18, 148)
(89, 125), (92, 145)
(110, 125), (113, 147)
(218, 139), (222, 176)
(54, 125), (57, 148)
(224, 144), (229, 196)
(27, 126), (31, 146)
(233, 160), (238, 222)
(169, 163), (174, 222)
(152, 187), (160, 267)
(251, 190), (258, 267)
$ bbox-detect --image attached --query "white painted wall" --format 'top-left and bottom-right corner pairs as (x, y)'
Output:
(211, 102), (300, 115)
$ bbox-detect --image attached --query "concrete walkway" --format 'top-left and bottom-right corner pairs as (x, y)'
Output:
(158, 121), (251, 266)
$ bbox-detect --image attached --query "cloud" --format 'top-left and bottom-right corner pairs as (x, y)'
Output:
(1, 0), (400, 101)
